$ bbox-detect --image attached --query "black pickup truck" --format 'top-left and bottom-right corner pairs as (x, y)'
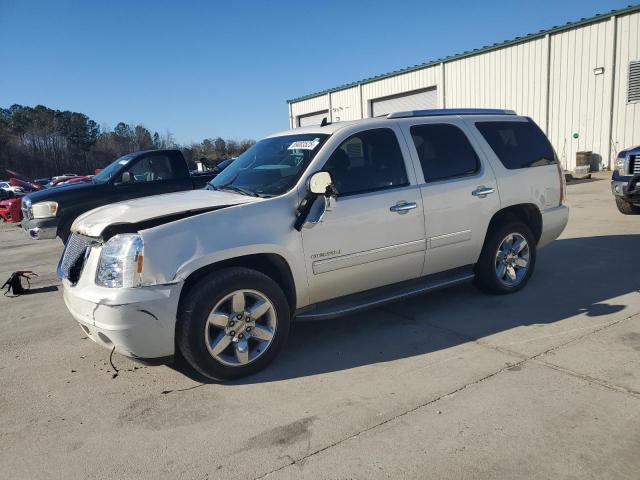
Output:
(612, 145), (640, 214)
(22, 149), (225, 241)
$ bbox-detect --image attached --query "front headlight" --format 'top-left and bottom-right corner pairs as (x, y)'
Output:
(615, 155), (627, 176)
(31, 201), (58, 219)
(96, 234), (144, 288)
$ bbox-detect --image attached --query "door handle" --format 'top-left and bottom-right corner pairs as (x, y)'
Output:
(472, 186), (495, 198)
(390, 201), (417, 214)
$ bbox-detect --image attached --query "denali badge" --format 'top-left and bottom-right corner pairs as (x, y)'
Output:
(311, 250), (341, 260)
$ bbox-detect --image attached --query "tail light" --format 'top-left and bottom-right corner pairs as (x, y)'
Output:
(556, 162), (566, 205)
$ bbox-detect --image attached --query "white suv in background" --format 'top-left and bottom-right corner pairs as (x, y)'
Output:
(58, 109), (568, 380)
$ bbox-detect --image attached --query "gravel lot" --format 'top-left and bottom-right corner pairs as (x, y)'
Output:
(1, 174), (639, 480)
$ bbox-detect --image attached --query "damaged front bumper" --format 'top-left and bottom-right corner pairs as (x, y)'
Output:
(62, 279), (182, 360)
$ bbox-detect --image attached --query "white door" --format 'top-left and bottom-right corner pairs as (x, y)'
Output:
(301, 127), (426, 304)
(400, 119), (500, 275)
(298, 110), (329, 127)
(371, 88), (438, 117)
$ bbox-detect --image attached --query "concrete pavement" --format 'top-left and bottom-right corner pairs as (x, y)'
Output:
(0, 174), (638, 479)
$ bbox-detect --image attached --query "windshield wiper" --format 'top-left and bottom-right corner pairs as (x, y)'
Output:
(217, 185), (258, 197)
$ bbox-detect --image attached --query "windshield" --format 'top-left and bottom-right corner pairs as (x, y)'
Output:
(209, 134), (329, 197)
(93, 153), (137, 183)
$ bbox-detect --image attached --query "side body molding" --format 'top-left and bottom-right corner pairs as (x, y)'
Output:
(312, 239), (426, 274)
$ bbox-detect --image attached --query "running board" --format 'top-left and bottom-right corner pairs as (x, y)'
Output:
(295, 265), (475, 321)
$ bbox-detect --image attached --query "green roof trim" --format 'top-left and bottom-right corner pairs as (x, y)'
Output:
(287, 4), (640, 104)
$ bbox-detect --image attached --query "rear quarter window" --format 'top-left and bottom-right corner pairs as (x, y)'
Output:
(475, 120), (557, 169)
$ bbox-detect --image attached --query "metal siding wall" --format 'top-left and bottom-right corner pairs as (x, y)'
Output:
(291, 96), (330, 127)
(329, 87), (360, 122)
(612, 12), (640, 155)
(548, 20), (613, 170)
(288, 10), (640, 171)
(361, 66), (439, 117)
(443, 38), (547, 129)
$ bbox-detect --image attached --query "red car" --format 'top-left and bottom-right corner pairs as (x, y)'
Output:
(49, 175), (92, 187)
(0, 196), (22, 223)
(7, 176), (43, 192)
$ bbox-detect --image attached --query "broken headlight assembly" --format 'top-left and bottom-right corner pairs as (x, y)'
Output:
(95, 234), (144, 288)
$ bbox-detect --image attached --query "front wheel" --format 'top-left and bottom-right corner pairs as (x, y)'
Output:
(177, 267), (291, 381)
(475, 221), (536, 294)
(615, 197), (640, 215)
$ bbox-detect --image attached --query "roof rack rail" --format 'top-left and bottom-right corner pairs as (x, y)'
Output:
(387, 108), (517, 119)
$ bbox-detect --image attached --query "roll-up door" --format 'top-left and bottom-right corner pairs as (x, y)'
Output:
(297, 110), (329, 127)
(371, 88), (438, 117)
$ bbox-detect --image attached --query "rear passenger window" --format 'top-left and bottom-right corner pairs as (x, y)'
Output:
(475, 120), (558, 169)
(324, 128), (408, 196)
(410, 124), (480, 182)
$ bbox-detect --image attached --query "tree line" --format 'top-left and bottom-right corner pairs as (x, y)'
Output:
(0, 104), (255, 179)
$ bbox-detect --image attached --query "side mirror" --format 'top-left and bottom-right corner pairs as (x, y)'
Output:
(294, 171), (338, 231)
(121, 171), (132, 184)
(308, 171), (334, 195)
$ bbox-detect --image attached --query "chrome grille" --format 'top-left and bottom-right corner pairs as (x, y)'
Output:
(631, 155), (640, 175)
(58, 233), (97, 284)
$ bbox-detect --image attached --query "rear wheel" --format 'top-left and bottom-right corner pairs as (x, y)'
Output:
(177, 267), (291, 381)
(475, 221), (536, 294)
(615, 197), (640, 215)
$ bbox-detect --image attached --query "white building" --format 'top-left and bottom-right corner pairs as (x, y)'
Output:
(287, 5), (640, 171)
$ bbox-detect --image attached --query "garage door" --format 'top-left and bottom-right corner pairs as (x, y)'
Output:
(371, 88), (438, 117)
(297, 110), (329, 127)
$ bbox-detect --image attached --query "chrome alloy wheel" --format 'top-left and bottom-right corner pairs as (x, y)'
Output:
(494, 233), (530, 287)
(204, 289), (277, 366)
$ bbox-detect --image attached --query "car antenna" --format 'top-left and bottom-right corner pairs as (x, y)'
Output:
(320, 117), (330, 127)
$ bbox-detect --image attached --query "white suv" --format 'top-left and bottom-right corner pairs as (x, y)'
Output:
(59, 109), (568, 380)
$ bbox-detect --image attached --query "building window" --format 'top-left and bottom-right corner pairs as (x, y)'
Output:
(628, 61), (640, 103)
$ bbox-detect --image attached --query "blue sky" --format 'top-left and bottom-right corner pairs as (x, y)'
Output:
(0, 0), (633, 144)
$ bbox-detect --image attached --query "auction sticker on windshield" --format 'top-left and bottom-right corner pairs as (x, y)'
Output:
(288, 138), (320, 150)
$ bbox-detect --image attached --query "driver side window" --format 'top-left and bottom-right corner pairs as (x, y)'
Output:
(324, 128), (408, 197)
(125, 155), (175, 182)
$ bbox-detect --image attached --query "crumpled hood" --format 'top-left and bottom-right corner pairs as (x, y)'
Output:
(72, 189), (262, 237)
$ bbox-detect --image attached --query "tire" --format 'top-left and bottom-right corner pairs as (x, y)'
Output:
(177, 267), (291, 381)
(475, 221), (537, 295)
(615, 197), (640, 215)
